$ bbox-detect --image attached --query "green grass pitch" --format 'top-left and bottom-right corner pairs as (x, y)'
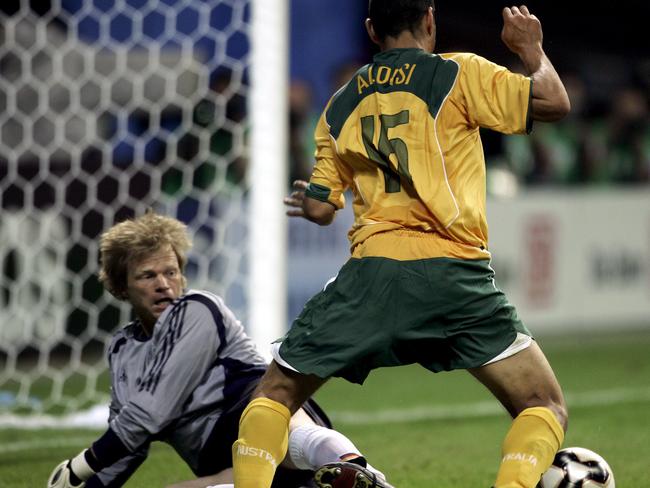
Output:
(2, 329), (649, 487)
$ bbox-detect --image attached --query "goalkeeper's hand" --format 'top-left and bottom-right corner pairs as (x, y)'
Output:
(47, 449), (96, 488)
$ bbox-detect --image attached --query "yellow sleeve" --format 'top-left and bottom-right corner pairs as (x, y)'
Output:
(305, 109), (352, 209)
(452, 53), (532, 135)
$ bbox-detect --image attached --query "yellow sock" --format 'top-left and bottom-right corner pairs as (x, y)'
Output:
(232, 397), (291, 488)
(494, 407), (564, 488)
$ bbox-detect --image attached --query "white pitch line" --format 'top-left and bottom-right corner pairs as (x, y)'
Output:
(328, 386), (650, 425)
(0, 403), (109, 429)
(0, 436), (96, 454)
(1, 386), (649, 456)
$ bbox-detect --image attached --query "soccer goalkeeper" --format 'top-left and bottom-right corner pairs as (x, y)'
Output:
(46, 212), (390, 488)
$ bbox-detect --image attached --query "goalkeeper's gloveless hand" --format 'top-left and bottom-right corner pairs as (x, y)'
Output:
(47, 449), (96, 488)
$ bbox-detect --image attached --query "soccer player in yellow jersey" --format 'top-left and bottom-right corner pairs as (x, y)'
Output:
(233, 2), (571, 488)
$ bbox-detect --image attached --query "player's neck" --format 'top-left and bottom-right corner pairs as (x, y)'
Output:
(380, 32), (432, 52)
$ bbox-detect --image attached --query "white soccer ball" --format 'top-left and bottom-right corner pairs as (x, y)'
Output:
(538, 447), (615, 488)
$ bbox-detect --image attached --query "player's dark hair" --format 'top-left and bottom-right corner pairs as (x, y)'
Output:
(368, 0), (433, 41)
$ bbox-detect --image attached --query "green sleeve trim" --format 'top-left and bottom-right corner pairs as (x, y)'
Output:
(525, 78), (534, 134)
(305, 183), (332, 202)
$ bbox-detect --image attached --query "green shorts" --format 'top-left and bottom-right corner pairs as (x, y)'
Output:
(276, 257), (530, 384)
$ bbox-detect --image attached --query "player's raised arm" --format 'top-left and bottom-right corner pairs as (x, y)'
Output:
(501, 5), (570, 121)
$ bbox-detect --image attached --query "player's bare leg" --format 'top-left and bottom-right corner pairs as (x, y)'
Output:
(232, 361), (326, 488)
(253, 360), (327, 412)
(469, 341), (568, 488)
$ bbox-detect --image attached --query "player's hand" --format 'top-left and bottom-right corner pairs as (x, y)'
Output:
(46, 460), (85, 488)
(501, 5), (543, 56)
(283, 180), (309, 218)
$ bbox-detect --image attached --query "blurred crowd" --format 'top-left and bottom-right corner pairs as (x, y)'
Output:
(488, 76), (650, 188)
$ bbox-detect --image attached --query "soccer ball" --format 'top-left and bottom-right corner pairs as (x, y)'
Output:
(538, 447), (615, 487)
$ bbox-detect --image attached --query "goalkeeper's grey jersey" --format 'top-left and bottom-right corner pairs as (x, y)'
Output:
(102, 289), (267, 478)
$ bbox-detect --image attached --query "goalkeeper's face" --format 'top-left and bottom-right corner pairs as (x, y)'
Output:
(125, 244), (185, 333)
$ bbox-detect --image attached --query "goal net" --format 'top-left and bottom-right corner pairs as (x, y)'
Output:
(0, 0), (287, 416)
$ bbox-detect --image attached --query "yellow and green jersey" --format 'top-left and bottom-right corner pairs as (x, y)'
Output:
(305, 48), (532, 260)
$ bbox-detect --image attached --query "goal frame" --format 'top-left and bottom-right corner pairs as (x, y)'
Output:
(249, 0), (289, 358)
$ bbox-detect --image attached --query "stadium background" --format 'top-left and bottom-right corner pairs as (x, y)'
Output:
(0, 0), (648, 486)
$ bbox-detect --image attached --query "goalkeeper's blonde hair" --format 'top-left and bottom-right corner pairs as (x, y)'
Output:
(99, 211), (192, 299)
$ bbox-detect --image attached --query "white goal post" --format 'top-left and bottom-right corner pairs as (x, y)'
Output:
(0, 0), (287, 416)
(249, 0), (288, 358)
